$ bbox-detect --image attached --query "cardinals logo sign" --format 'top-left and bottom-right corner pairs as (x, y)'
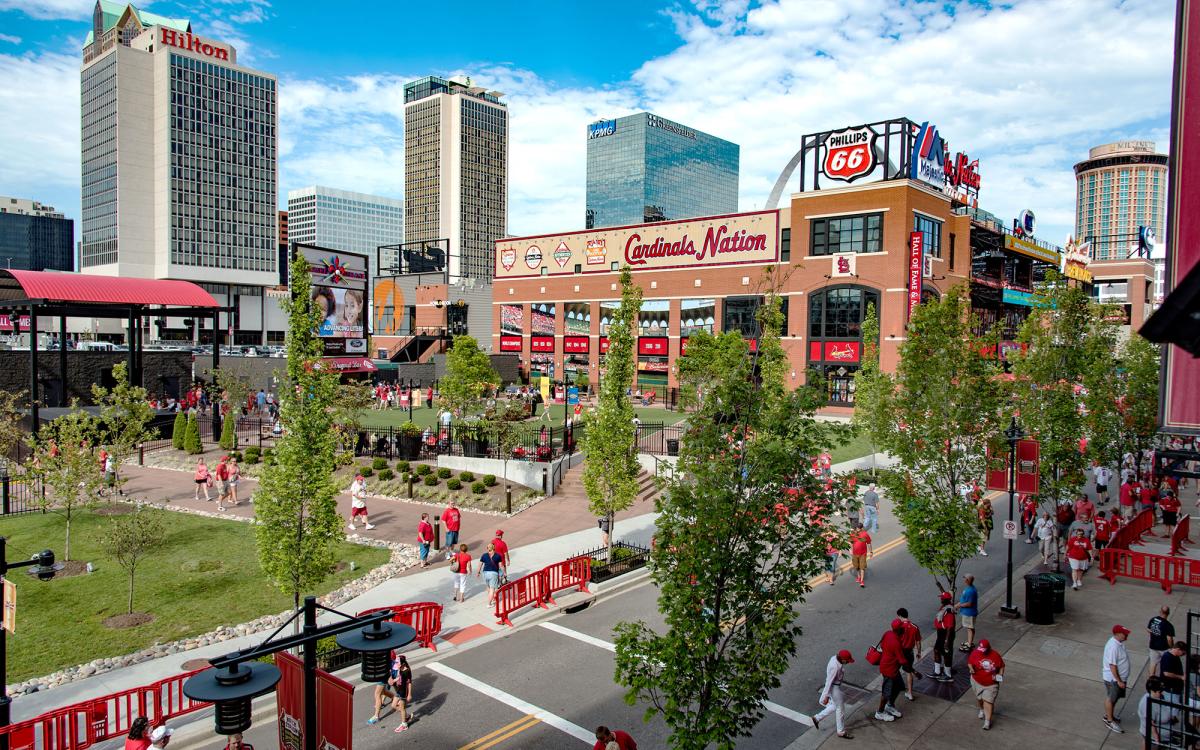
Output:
(500, 247), (516, 271)
(822, 127), (877, 182)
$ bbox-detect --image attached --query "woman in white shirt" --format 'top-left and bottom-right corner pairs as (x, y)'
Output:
(1034, 512), (1056, 565)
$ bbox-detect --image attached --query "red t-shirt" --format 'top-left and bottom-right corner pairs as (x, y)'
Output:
(454, 552), (471, 574)
(968, 648), (1004, 686)
(1119, 483), (1136, 507)
(850, 531), (871, 556)
(1161, 494), (1181, 513)
(1094, 517), (1111, 541)
(441, 507), (461, 532)
(491, 537), (509, 559)
(934, 605), (955, 631)
(1066, 537), (1093, 561)
(878, 630), (907, 677)
(1074, 499), (1094, 522)
(592, 730), (637, 750)
(899, 621), (921, 649)
(417, 520), (433, 543)
(215, 462), (229, 480)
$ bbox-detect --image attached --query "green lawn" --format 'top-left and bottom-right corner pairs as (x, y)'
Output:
(354, 403), (687, 429)
(828, 429), (879, 465)
(0, 508), (390, 682)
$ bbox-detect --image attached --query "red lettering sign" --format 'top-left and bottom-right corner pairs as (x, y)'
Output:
(0, 315), (30, 332)
(823, 341), (861, 363)
(499, 335), (522, 352)
(680, 337), (689, 356)
(563, 336), (589, 354)
(822, 126), (877, 181)
(159, 28), (230, 61)
(907, 231), (923, 320)
(624, 224), (768, 266)
(638, 337), (668, 356)
(531, 336), (555, 353)
(599, 337), (609, 354)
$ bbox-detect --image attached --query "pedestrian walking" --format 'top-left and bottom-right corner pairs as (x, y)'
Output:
(103, 451), (122, 496)
(477, 542), (506, 605)
(598, 515), (611, 547)
(860, 483), (880, 533)
(896, 608), (922, 700)
(1065, 528), (1094, 590)
(873, 618), (908, 722)
(976, 497), (993, 556)
(441, 499), (462, 560)
(592, 726), (637, 750)
(391, 654), (413, 733)
(425, 386), (434, 410)
(1093, 462), (1113, 505)
(849, 521), (872, 588)
(227, 457), (242, 506)
(124, 717), (151, 750)
(1148, 606), (1175, 676)
(932, 591), (956, 682)
(955, 574), (979, 652)
(1160, 640), (1187, 700)
(451, 543), (471, 602)
(214, 456), (231, 511)
(812, 649), (855, 739)
(967, 639), (1005, 730)
(1094, 511), (1112, 550)
(491, 529), (510, 567)
(367, 652), (403, 727)
(1103, 624), (1132, 733)
(193, 458), (211, 502)
(148, 726), (172, 750)
(1021, 494), (1038, 541)
(823, 531), (842, 586)
(1034, 512), (1056, 564)
(347, 473), (375, 531)
(416, 513), (434, 567)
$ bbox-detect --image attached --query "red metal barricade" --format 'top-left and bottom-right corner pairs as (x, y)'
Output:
(356, 602), (443, 651)
(493, 571), (547, 627)
(1172, 515), (1192, 556)
(1101, 546), (1200, 594)
(541, 556), (592, 607)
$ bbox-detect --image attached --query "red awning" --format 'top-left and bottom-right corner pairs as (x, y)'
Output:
(0, 270), (218, 308)
(322, 357), (378, 373)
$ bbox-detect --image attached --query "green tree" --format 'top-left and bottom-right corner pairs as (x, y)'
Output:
(96, 506), (166, 614)
(219, 411), (237, 450)
(1012, 272), (1119, 510)
(581, 268), (642, 554)
(850, 302), (889, 477)
(171, 411), (186, 450)
(855, 288), (1006, 596)
(213, 368), (252, 450)
(29, 408), (105, 560)
(439, 335), (500, 418)
(0, 388), (27, 472)
(254, 254), (343, 610)
(615, 295), (855, 749)
(183, 413), (203, 454)
(1084, 332), (1160, 477)
(92, 362), (156, 491)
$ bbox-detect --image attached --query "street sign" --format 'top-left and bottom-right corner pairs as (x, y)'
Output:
(1002, 520), (1019, 541)
(2, 576), (15, 633)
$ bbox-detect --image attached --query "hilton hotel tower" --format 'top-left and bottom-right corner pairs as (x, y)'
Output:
(80, 2), (280, 339)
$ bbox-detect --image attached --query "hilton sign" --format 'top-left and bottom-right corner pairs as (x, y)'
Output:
(159, 27), (230, 61)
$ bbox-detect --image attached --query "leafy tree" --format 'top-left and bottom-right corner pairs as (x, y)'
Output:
(183, 413), (203, 454)
(29, 408), (105, 560)
(1083, 331), (1160, 478)
(615, 294), (855, 749)
(171, 411), (186, 450)
(850, 302), (888, 477)
(331, 380), (374, 453)
(219, 411), (237, 450)
(0, 387), (27, 472)
(581, 268), (642, 554)
(213, 368), (252, 450)
(438, 335), (500, 418)
(254, 254), (343, 610)
(1012, 272), (1119, 509)
(96, 506), (166, 614)
(92, 362), (156, 490)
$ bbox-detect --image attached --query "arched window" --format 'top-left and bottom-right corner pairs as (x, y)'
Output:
(807, 285), (880, 404)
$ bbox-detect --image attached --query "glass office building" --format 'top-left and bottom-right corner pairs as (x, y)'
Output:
(0, 197), (74, 271)
(287, 186), (404, 277)
(585, 112), (739, 229)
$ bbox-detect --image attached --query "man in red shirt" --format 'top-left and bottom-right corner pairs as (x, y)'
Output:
(416, 513), (434, 568)
(1160, 490), (1181, 536)
(1065, 527), (1094, 590)
(1119, 478), (1138, 520)
(849, 521), (872, 588)
(1074, 494), (1095, 524)
(491, 529), (510, 567)
(441, 499), (462, 561)
(968, 639), (1005, 730)
(896, 608), (922, 700)
(1093, 511), (1112, 551)
(592, 726), (636, 750)
(933, 591), (956, 682)
(875, 619), (908, 722)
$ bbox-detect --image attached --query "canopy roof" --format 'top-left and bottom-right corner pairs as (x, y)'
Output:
(0, 270), (217, 309)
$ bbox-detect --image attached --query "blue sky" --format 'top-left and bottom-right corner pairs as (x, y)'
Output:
(0, 0), (1177, 245)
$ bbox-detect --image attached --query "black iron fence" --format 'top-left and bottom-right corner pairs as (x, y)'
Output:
(577, 541), (652, 583)
(1143, 693), (1196, 747)
(350, 421), (586, 463)
(635, 423), (685, 456)
(0, 471), (45, 515)
(142, 414), (274, 453)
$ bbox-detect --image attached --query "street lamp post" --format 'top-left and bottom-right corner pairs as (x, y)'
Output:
(1000, 416), (1024, 618)
(0, 539), (61, 750)
(407, 378), (414, 423)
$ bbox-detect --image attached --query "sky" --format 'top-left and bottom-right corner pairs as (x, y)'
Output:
(0, 0), (1178, 247)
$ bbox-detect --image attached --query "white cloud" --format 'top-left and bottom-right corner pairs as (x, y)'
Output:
(0, 0), (87, 19)
(0, 33), (22, 44)
(0, 49), (80, 200)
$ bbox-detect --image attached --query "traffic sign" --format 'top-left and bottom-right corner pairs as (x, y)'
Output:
(1002, 520), (1019, 541)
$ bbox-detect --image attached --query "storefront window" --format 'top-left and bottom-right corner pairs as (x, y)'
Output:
(500, 304), (524, 335)
(638, 299), (670, 335)
(599, 300), (620, 335)
(564, 302), (590, 335)
(722, 296), (762, 337)
(811, 213), (883, 256)
(681, 298), (716, 335)
(530, 303), (555, 335)
(807, 285), (880, 404)
(913, 213), (942, 258)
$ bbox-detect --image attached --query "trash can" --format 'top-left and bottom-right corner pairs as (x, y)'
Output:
(1024, 573), (1054, 625)
(667, 438), (679, 456)
(1042, 572), (1067, 614)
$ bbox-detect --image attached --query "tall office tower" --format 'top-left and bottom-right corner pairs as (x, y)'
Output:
(403, 76), (508, 282)
(0, 196), (75, 271)
(585, 112), (739, 230)
(1074, 141), (1167, 260)
(286, 186), (404, 276)
(80, 1), (279, 341)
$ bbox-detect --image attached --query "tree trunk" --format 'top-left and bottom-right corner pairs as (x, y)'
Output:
(64, 514), (71, 562)
(606, 510), (615, 558)
(128, 569), (136, 614)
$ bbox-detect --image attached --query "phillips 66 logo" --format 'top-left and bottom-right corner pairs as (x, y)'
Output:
(822, 126), (877, 182)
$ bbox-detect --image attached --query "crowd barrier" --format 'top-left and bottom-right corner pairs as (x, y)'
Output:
(355, 601), (443, 651)
(1101, 547), (1200, 594)
(1107, 508), (1156, 552)
(494, 571), (548, 627)
(1172, 514), (1192, 556)
(0, 669), (209, 750)
(542, 556), (591, 607)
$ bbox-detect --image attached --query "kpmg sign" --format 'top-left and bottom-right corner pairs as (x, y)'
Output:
(588, 120), (617, 139)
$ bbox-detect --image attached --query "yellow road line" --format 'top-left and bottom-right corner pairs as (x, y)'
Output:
(808, 534), (907, 587)
(457, 715), (541, 750)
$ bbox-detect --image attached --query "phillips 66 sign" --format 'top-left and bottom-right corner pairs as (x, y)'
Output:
(822, 126), (877, 182)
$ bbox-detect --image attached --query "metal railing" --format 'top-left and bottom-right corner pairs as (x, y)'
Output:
(575, 541), (652, 583)
(0, 471), (44, 515)
(349, 421), (586, 463)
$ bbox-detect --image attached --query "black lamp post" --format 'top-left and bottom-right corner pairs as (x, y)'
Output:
(1000, 416), (1024, 618)
(183, 596), (414, 750)
(0, 538), (61, 750)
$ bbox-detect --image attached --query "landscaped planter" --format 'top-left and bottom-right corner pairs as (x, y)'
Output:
(582, 541), (651, 584)
(397, 434), (422, 460)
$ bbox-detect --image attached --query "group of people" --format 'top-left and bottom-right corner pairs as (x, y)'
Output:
(372, 383), (435, 411)
(191, 455), (242, 510)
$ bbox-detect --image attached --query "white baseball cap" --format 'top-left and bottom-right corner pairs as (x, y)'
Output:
(150, 726), (173, 743)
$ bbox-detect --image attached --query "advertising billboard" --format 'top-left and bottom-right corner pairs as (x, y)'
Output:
(495, 211), (779, 279)
(296, 243), (369, 356)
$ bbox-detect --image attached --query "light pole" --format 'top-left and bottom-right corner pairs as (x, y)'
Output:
(0, 539), (61, 750)
(1000, 416), (1024, 618)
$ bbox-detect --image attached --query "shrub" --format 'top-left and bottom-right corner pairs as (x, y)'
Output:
(447, 477), (463, 490)
(244, 451), (260, 465)
(244, 446), (261, 459)
(378, 468), (394, 482)
(395, 460), (411, 474)
(482, 474), (497, 487)
(262, 447), (274, 457)
(399, 421), (422, 436)
(183, 414), (203, 454)
(219, 412), (237, 450)
(459, 471), (475, 482)
(471, 481), (487, 494)
(171, 411), (186, 450)
(263, 454), (276, 467)
(230, 450), (243, 462)
(436, 467), (453, 479)
(372, 457), (389, 471)
(423, 474), (439, 486)
(359, 467), (374, 478)
(415, 464), (432, 476)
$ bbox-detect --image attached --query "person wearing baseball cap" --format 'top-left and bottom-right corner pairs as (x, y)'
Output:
(933, 591), (956, 682)
(968, 639), (1005, 730)
(491, 529), (510, 567)
(1103, 624), (1132, 733)
(813, 649), (855, 739)
(148, 726), (173, 750)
